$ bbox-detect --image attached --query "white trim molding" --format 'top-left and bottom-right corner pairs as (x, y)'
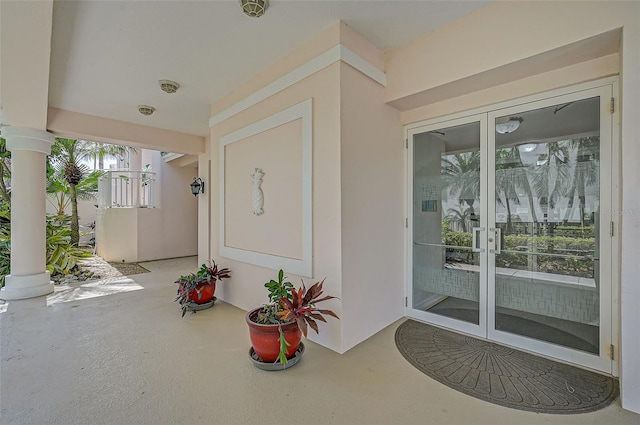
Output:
(1, 126), (55, 154)
(160, 152), (185, 162)
(219, 99), (313, 277)
(209, 44), (385, 127)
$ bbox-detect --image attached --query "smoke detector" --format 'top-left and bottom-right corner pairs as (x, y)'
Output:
(138, 105), (156, 116)
(159, 80), (180, 94)
(241, 0), (268, 18)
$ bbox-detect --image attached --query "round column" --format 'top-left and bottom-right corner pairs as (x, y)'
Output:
(0, 127), (55, 300)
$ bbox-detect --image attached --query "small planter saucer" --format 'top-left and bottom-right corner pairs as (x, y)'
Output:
(186, 296), (216, 312)
(249, 342), (305, 371)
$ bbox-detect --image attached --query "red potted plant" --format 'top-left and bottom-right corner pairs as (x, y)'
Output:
(175, 259), (231, 317)
(246, 269), (339, 368)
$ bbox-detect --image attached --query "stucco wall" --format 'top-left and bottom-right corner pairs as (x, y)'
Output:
(209, 22), (401, 355)
(210, 63), (343, 353)
(137, 152), (198, 261)
(339, 62), (404, 351)
(97, 151), (198, 262)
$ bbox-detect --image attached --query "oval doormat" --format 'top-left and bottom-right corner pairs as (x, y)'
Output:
(395, 320), (618, 414)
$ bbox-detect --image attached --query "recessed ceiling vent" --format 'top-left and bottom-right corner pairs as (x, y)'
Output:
(241, 0), (268, 18)
(159, 80), (180, 94)
(138, 105), (156, 116)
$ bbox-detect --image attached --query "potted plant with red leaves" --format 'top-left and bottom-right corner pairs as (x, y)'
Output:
(175, 259), (231, 317)
(246, 269), (339, 369)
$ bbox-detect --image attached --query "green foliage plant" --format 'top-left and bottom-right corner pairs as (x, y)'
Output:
(175, 259), (231, 317)
(251, 269), (339, 364)
(45, 215), (92, 275)
(442, 226), (595, 277)
(0, 208), (91, 287)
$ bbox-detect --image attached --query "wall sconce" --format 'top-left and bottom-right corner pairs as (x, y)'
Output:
(190, 177), (205, 197)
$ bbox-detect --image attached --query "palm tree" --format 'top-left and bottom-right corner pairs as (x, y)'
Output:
(46, 168), (102, 216)
(563, 136), (600, 225)
(530, 141), (572, 221)
(85, 141), (130, 170)
(495, 148), (523, 233)
(49, 138), (133, 246)
(0, 138), (11, 204)
(446, 205), (473, 232)
(441, 151), (481, 221)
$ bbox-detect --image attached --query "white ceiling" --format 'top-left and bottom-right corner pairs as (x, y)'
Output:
(48, 0), (490, 137)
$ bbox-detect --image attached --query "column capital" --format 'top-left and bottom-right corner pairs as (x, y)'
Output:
(1, 126), (55, 154)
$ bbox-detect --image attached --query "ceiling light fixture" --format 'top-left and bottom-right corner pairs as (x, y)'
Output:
(518, 143), (537, 153)
(138, 105), (156, 116)
(495, 116), (523, 134)
(241, 0), (268, 18)
(159, 80), (180, 94)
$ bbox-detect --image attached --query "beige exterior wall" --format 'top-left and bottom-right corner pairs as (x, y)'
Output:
(197, 137), (211, 265)
(223, 119), (303, 259)
(211, 62), (343, 353)
(209, 22), (403, 355)
(97, 151), (198, 262)
(385, 2), (631, 107)
(0, 0), (52, 129)
(339, 62), (404, 351)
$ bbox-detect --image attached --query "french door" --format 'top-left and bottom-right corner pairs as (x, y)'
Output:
(406, 81), (617, 374)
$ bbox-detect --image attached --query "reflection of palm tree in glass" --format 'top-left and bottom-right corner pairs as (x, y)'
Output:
(495, 147), (539, 227)
(563, 137), (599, 225)
(496, 148), (522, 233)
(531, 141), (572, 223)
(446, 205), (473, 232)
(442, 152), (480, 224)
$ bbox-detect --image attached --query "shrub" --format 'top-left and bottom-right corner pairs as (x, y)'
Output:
(0, 208), (91, 287)
(441, 228), (594, 277)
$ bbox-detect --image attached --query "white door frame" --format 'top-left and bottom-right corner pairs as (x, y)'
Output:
(405, 77), (619, 375)
(406, 113), (488, 338)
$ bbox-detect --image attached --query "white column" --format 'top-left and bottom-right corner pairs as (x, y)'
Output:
(0, 127), (54, 300)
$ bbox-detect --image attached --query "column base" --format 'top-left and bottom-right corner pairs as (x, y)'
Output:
(0, 272), (54, 300)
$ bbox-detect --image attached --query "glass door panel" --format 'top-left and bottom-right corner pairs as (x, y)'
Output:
(410, 118), (486, 336)
(488, 88), (612, 372)
(407, 82), (614, 374)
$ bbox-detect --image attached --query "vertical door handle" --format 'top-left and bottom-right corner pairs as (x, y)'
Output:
(494, 228), (502, 254)
(472, 227), (482, 252)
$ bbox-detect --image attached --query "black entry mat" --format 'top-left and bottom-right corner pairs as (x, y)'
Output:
(395, 320), (618, 414)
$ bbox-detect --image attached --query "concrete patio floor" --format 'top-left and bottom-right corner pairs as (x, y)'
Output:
(1, 257), (639, 425)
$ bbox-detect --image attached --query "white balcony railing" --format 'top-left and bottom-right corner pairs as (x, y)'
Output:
(98, 170), (156, 208)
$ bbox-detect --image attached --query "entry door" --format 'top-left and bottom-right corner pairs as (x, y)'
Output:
(408, 114), (488, 339)
(407, 83), (615, 374)
(487, 86), (614, 373)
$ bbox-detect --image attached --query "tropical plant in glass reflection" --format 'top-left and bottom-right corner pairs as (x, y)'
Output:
(530, 141), (572, 221)
(563, 136), (600, 225)
(441, 151), (481, 222)
(495, 147), (527, 232)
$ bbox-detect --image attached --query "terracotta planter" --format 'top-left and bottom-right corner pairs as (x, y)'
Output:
(188, 281), (216, 304)
(246, 307), (301, 362)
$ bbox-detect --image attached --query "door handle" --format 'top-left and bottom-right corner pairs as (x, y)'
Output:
(494, 228), (502, 254)
(472, 227), (484, 253)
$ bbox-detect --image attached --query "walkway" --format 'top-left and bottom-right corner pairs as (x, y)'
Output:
(1, 257), (638, 424)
